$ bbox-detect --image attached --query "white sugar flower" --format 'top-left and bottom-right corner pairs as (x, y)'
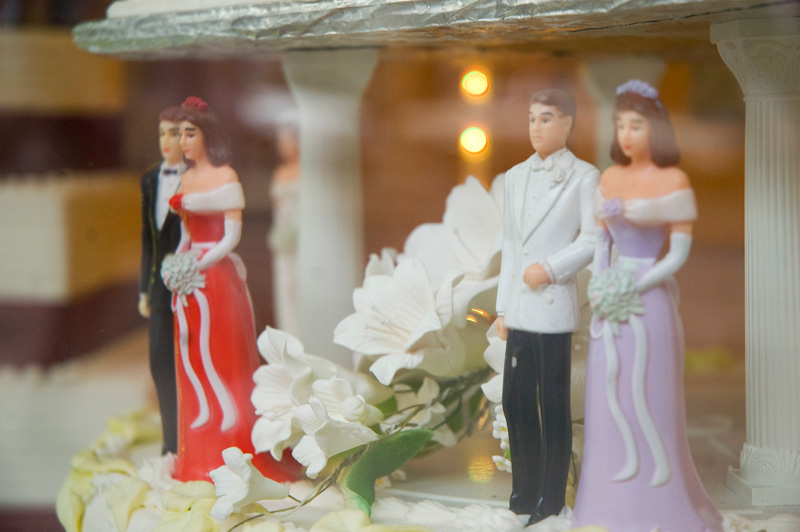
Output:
(384, 378), (456, 447)
(251, 363), (301, 460)
(292, 397), (380, 479)
(334, 257), (467, 385)
(252, 328), (392, 460)
(364, 248), (398, 278)
(492, 455), (512, 473)
(403, 175), (504, 327)
(404, 176), (503, 287)
(480, 323), (506, 404)
(251, 329), (308, 460)
(311, 377), (383, 426)
(492, 406), (509, 452)
(209, 447), (289, 521)
(258, 327), (393, 405)
(491, 405), (511, 473)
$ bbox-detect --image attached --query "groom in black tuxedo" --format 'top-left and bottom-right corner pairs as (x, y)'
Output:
(139, 106), (186, 455)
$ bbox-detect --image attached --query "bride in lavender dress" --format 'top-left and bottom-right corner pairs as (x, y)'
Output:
(571, 81), (723, 532)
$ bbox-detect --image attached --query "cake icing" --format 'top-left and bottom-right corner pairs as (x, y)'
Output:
(59, 408), (799, 532)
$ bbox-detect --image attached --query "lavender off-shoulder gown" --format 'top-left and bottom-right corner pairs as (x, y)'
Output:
(572, 191), (723, 532)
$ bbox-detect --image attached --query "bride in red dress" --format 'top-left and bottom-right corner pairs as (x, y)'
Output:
(164, 97), (296, 482)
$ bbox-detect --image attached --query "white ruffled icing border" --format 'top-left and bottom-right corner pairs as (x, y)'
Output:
(77, 445), (799, 532)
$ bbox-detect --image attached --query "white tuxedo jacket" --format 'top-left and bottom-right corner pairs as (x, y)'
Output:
(496, 149), (599, 334)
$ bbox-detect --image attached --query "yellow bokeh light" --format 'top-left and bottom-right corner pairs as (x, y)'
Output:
(462, 70), (490, 97)
(460, 126), (488, 154)
(467, 455), (495, 484)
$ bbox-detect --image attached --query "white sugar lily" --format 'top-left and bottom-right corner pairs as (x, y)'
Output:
(480, 323), (506, 404)
(292, 397), (380, 479)
(258, 327), (393, 405)
(384, 378), (456, 447)
(251, 330), (305, 460)
(311, 377), (383, 426)
(209, 447), (289, 521)
(404, 176), (503, 286)
(364, 248), (398, 278)
(252, 328), (392, 459)
(251, 362), (301, 461)
(403, 175), (504, 327)
(334, 257), (467, 385)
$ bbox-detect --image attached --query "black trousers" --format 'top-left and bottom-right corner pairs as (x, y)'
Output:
(149, 281), (178, 455)
(502, 329), (572, 520)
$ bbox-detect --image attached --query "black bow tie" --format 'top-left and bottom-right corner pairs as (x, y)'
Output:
(163, 168), (179, 175)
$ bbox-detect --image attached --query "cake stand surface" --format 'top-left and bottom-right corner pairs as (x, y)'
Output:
(74, 0), (794, 57)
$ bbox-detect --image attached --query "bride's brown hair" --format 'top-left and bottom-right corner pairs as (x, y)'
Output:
(175, 96), (232, 167)
(610, 86), (680, 168)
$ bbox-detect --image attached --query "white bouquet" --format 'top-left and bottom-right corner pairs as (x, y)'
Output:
(161, 251), (205, 305)
(587, 267), (644, 335)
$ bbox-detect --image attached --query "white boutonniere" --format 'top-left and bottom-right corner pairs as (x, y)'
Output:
(548, 167), (567, 188)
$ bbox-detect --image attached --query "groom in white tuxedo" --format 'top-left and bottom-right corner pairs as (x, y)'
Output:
(495, 89), (599, 524)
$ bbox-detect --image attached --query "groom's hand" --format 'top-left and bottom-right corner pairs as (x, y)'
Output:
(495, 316), (508, 341)
(524, 263), (550, 290)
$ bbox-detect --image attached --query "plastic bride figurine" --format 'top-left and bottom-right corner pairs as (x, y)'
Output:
(162, 97), (297, 482)
(571, 81), (723, 532)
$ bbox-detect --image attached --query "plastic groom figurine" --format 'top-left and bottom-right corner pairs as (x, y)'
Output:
(495, 89), (599, 524)
(139, 106), (187, 455)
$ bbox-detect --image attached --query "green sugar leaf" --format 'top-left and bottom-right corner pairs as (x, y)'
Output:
(339, 429), (433, 516)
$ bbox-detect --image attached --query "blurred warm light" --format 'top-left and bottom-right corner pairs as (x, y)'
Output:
(460, 127), (488, 154)
(466, 308), (493, 324)
(467, 455), (495, 484)
(462, 70), (490, 97)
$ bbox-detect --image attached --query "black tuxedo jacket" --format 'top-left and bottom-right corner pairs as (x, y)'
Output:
(140, 164), (182, 454)
(140, 165), (182, 303)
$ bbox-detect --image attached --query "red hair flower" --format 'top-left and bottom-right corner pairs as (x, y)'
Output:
(182, 96), (208, 111)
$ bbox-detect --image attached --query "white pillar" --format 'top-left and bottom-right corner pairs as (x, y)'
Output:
(580, 57), (665, 170)
(282, 49), (378, 366)
(712, 18), (800, 506)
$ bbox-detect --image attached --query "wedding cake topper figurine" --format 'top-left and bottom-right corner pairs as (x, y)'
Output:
(161, 96), (298, 482)
(495, 89), (599, 524)
(268, 122), (300, 336)
(139, 105), (186, 455)
(571, 80), (723, 532)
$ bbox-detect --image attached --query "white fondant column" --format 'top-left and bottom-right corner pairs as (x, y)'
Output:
(712, 18), (800, 506)
(282, 49), (378, 365)
(580, 57), (665, 170)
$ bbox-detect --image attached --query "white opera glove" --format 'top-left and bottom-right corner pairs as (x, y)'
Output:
(593, 228), (611, 274)
(636, 232), (692, 293)
(197, 219), (242, 272)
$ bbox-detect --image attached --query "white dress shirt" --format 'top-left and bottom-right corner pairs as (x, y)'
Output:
(156, 162), (186, 230)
